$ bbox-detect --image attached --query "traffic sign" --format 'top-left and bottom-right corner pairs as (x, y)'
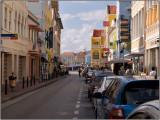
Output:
(0, 34), (18, 40)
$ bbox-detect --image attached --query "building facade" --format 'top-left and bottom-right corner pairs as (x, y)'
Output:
(27, 10), (44, 80)
(116, 1), (131, 58)
(1, 1), (28, 85)
(75, 52), (86, 66)
(61, 52), (75, 67)
(145, 1), (159, 75)
(85, 53), (91, 66)
(129, 1), (146, 74)
(91, 30), (106, 67)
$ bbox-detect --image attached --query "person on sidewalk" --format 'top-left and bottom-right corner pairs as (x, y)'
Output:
(126, 66), (134, 76)
(141, 68), (148, 76)
(118, 66), (125, 76)
(149, 66), (157, 79)
(78, 67), (82, 77)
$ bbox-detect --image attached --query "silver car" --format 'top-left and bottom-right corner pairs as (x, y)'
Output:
(127, 100), (159, 119)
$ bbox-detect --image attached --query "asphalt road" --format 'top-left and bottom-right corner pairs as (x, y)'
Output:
(1, 71), (95, 119)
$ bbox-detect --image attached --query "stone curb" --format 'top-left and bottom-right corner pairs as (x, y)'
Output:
(1, 75), (69, 103)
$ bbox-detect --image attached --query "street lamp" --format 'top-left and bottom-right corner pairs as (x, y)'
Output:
(120, 42), (127, 69)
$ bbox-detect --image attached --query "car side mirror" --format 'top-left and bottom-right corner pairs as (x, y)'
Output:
(93, 92), (102, 99)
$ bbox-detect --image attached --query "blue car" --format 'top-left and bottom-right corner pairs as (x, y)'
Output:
(94, 76), (159, 119)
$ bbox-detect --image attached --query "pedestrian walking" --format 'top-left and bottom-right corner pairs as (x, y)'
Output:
(78, 67), (82, 77)
(149, 66), (157, 79)
(118, 66), (125, 76)
(126, 66), (134, 76)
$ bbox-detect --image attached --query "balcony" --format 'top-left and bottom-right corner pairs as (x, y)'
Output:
(120, 19), (128, 26)
(92, 45), (100, 48)
(120, 27), (129, 33)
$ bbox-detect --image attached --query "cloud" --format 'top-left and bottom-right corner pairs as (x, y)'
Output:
(77, 9), (106, 21)
(61, 9), (106, 22)
(61, 23), (96, 53)
(61, 14), (75, 21)
(70, 1), (88, 3)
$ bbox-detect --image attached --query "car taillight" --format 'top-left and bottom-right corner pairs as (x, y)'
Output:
(110, 107), (124, 119)
(101, 90), (106, 95)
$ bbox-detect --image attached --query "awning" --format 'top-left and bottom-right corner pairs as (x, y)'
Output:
(124, 52), (144, 57)
(109, 58), (130, 64)
(103, 48), (109, 51)
(28, 50), (40, 55)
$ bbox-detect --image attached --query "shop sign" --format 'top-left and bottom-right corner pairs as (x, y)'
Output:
(1, 34), (18, 40)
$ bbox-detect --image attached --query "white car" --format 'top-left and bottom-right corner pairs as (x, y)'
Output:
(92, 76), (116, 109)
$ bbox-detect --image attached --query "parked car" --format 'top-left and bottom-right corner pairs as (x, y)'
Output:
(92, 76), (116, 109)
(85, 69), (94, 83)
(127, 100), (159, 119)
(93, 76), (159, 119)
(88, 73), (113, 102)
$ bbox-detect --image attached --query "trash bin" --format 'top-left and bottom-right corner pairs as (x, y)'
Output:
(9, 73), (17, 88)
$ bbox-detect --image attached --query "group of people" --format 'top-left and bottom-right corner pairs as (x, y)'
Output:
(118, 65), (157, 78)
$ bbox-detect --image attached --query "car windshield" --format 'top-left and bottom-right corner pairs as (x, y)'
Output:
(94, 76), (104, 83)
(105, 78), (115, 88)
(121, 81), (159, 105)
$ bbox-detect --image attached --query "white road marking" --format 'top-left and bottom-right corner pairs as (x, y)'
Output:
(76, 104), (80, 108)
(77, 101), (81, 104)
(77, 97), (81, 100)
(74, 110), (79, 114)
(72, 117), (78, 120)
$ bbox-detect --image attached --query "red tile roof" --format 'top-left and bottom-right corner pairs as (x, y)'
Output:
(93, 30), (103, 37)
(108, 6), (116, 14)
(62, 52), (75, 55)
(87, 53), (91, 55)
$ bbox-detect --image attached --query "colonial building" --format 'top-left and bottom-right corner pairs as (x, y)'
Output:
(91, 30), (106, 67)
(61, 52), (75, 67)
(85, 53), (91, 66)
(27, 10), (44, 80)
(75, 52), (86, 66)
(145, 1), (159, 75)
(1, 1), (28, 85)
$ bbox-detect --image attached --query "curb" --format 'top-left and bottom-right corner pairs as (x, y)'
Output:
(1, 75), (69, 103)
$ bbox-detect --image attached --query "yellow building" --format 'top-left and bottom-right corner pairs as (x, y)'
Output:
(91, 30), (106, 68)
(44, 1), (54, 77)
(1, 1), (28, 85)
(145, 1), (159, 75)
(105, 5), (116, 48)
(129, 1), (145, 74)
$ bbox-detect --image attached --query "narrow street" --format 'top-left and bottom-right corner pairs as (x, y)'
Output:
(1, 72), (95, 119)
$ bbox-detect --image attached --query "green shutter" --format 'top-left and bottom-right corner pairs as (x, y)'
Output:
(32, 29), (33, 42)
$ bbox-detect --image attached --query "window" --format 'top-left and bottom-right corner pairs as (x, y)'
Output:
(93, 52), (99, 59)
(34, 31), (36, 43)
(14, 11), (17, 32)
(9, 10), (11, 31)
(121, 81), (159, 105)
(18, 14), (20, 33)
(95, 42), (98, 45)
(4, 7), (7, 29)
(24, 19), (26, 37)
(21, 16), (24, 35)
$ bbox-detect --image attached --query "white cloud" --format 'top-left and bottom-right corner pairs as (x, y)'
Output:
(61, 14), (75, 21)
(77, 9), (106, 21)
(70, 1), (88, 3)
(61, 23), (96, 53)
(61, 9), (106, 22)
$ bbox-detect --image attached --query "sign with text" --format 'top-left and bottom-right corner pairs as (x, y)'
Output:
(1, 34), (18, 40)
(103, 21), (109, 27)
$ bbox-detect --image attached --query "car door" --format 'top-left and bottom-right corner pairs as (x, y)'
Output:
(96, 79), (117, 119)
(104, 79), (121, 119)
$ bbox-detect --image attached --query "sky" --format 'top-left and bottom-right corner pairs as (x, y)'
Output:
(59, 1), (116, 54)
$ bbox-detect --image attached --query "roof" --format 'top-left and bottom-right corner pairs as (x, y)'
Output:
(93, 30), (103, 37)
(62, 52), (75, 56)
(87, 53), (91, 55)
(108, 6), (116, 14)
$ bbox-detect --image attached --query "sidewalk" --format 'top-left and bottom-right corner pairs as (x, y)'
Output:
(1, 75), (69, 103)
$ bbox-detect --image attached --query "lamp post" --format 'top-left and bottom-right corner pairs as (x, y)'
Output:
(120, 42), (127, 69)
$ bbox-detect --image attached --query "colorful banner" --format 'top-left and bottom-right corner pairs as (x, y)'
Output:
(103, 21), (109, 27)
